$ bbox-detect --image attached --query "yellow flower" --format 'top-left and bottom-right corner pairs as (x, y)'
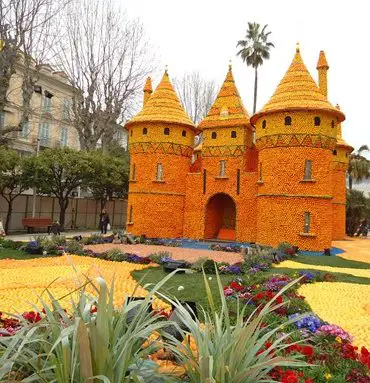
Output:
(335, 336), (342, 343)
(256, 284), (260, 288)
(324, 373), (332, 380)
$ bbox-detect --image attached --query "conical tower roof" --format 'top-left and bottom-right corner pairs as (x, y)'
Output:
(251, 47), (345, 123)
(198, 65), (251, 130)
(126, 71), (195, 129)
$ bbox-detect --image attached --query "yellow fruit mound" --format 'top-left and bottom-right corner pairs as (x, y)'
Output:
(274, 260), (370, 347)
(0, 255), (159, 314)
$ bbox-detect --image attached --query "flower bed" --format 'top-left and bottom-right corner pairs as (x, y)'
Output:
(223, 273), (370, 382)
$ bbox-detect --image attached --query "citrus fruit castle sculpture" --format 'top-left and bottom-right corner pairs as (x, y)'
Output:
(124, 46), (353, 251)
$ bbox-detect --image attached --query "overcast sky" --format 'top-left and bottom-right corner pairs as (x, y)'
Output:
(124, 0), (369, 153)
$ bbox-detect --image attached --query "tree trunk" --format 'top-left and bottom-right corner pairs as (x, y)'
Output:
(349, 176), (353, 190)
(253, 66), (258, 114)
(58, 198), (69, 231)
(4, 198), (13, 234)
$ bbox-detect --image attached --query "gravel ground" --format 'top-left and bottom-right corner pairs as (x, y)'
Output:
(84, 243), (243, 264)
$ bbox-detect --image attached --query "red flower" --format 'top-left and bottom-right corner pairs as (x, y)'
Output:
(301, 345), (314, 358)
(276, 296), (283, 304)
(22, 311), (41, 323)
(230, 281), (244, 291)
(305, 380), (315, 383)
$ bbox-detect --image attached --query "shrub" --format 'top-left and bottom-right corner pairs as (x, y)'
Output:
(191, 258), (217, 273)
(147, 251), (173, 264)
(66, 240), (84, 254)
(82, 234), (104, 245)
(106, 248), (126, 262)
(0, 239), (24, 250)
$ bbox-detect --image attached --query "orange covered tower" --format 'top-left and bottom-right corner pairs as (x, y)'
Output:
(251, 45), (345, 251)
(183, 64), (256, 242)
(331, 104), (353, 240)
(125, 70), (196, 238)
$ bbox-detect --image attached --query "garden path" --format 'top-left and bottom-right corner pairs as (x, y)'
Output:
(84, 243), (244, 264)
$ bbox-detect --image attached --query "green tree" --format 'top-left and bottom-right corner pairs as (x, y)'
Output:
(0, 147), (34, 233)
(87, 149), (129, 211)
(31, 148), (92, 229)
(348, 145), (370, 190)
(346, 189), (370, 236)
(236, 22), (275, 114)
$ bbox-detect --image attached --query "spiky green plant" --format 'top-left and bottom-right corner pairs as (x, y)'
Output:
(0, 274), (179, 382)
(159, 270), (308, 383)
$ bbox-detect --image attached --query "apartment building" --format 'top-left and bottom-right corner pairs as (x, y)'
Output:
(0, 59), (79, 154)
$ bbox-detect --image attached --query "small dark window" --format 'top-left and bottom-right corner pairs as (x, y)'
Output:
(345, 153), (348, 158)
(236, 169), (241, 195)
(131, 164), (136, 180)
(130, 130), (133, 137)
(203, 169), (206, 194)
(314, 116), (321, 126)
(143, 127), (148, 135)
(164, 127), (170, 135)
(129, 205), (133, 223)
(304, 160), (312, 180)
(262, 120), (267, 129)
(211, 132), (217, 139)
(284, 116), (292, 126)
(304, 212), (311, 233)
(182, 130), (186, 137)
(333, 149), (337, 156)
(231, 131), (237, 138)
(259, 162), (263, 181)
(331, 120), (335, 128)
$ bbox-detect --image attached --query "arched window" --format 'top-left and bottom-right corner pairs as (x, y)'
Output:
(143, 127), (148, 135)
(156, 163), (163, 181)
(262, 120), (267, 129)
(211, 132), (217, 139)
(314, 116), (321, 126)
(304, 160), (312, 180)
(259, 162), (263, 181)
(231, 131), (237, 138)
(130, 130), (133, 137)
(303, 212), (311, 233)
(182, 130), (187, 137)
(331, 120), (335, 128)
(164, 127), (170, 135)
(131, 163), (136, 180)
(284, 116), (292, 126)
(219, 160), (226, 177)
(333, 149), (337, 156)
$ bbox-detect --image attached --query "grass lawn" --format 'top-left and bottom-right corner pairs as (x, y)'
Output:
(0, 247), (44, 260)
(132, 254), (370, 311)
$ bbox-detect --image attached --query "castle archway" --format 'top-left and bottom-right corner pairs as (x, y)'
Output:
(204, 193), (236, 240)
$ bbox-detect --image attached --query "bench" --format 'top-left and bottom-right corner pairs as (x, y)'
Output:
(22, 217), (53, 233)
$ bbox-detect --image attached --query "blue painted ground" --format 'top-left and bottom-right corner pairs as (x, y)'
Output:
(156, 238), (344, 257)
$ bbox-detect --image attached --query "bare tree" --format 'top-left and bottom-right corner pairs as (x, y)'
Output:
(0, 0), (64, 142)
(53, 0), (155, 151)
(174, 71), (218, 125)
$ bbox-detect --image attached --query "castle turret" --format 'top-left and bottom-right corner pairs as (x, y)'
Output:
(125, 70), (196, 238)
(332, 104), (353, 240)
(183, 65), (256, 242)
(143, 77), (152, 105)
(317, 50), (329, 97)
(251, 45), (345, 251)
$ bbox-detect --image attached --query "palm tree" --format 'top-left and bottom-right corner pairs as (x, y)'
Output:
(236, 22), (275, 114)
(348, 145), (370, 190)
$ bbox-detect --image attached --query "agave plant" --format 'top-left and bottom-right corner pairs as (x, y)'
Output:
(159, 270), (308, 383)
(0, 274), (179, 382)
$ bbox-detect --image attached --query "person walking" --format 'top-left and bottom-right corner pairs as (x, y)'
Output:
(99, 209), (110, 234)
